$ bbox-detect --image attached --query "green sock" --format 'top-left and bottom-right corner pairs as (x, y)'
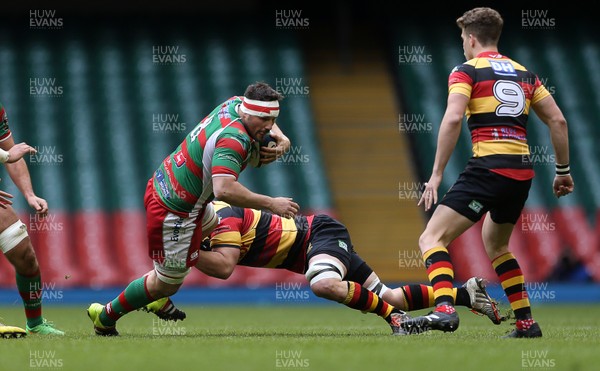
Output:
(99, 277), (154, 326)
(16, 271), (43, 328)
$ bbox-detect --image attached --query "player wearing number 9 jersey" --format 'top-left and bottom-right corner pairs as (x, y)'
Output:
(401, 7), (574, 338)
(449, 51), (550, 180)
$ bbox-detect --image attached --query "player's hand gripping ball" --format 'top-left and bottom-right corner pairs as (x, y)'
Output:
(261, 132), (277, 149)
(249, 131), (277, 167)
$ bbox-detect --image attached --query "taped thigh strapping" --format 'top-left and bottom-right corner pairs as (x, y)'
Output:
(305, 259), (346, 286)
(0, 221), (28, 254)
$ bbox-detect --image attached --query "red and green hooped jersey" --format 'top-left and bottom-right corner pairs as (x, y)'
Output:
(0, 103), (13, 142)
(152, 96), (257, 217)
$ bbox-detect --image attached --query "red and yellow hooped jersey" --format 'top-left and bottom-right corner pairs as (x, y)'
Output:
(448, 51), (551, 180)
(209, 201), (314, 274)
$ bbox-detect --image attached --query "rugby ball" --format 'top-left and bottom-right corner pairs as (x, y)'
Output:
(249, 131), (276, 168)
(261, 132), (277, 149)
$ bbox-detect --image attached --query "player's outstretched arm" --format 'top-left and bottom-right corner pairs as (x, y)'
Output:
(213, 175), (299, 217)
(532, 95), (574, 198)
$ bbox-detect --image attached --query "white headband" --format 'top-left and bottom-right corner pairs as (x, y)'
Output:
(240, 97), (279, 117)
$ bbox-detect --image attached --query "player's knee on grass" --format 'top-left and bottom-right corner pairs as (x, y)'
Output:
(310, 278), (346, 301)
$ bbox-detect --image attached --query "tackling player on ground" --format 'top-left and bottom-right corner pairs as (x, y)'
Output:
(87, 82), (299, 336)
(0, 102), (65, 337)
(143, 201), (503, 336)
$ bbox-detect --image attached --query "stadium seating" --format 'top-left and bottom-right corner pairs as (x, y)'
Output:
(0, 18), (332, 288)
(1, 12), (598, 291)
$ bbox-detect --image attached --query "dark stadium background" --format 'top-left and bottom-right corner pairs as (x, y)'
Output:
(1, 0), (598, 305)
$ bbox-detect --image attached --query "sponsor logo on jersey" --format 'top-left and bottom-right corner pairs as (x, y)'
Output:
(174, 151), (186, 167)
(488, 60), (517, 77)
(218, 105), (232, 119)
(217, 153), (242, 167)
(170, 217), (184, 242)
(155, 169), (171, 199)
(213, 224), (232, 234)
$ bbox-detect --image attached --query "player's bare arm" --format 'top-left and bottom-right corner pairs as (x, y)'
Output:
(212, 175), (299, 217)
(196, 246), (241, 279)
(532, 94), (574, 198)
(259, 122), (290, 165)
(419, 93), (469, 211)
(0, 136), (48, 214)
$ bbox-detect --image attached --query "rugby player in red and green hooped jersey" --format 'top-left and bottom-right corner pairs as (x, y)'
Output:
(87, 82), (300, 336)
(0, 102), (66, 336)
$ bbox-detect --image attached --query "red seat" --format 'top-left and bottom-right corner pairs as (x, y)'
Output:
(111, 211), (152, 282)
(72, 212), (122, 287)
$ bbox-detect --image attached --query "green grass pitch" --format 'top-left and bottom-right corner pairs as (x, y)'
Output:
(1, 304), (599, 370)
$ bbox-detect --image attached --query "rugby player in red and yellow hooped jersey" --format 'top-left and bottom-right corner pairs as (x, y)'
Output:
(144, 201), (505, 336)
(448, 50), (550, 180)
(402, 7), (574, 338)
